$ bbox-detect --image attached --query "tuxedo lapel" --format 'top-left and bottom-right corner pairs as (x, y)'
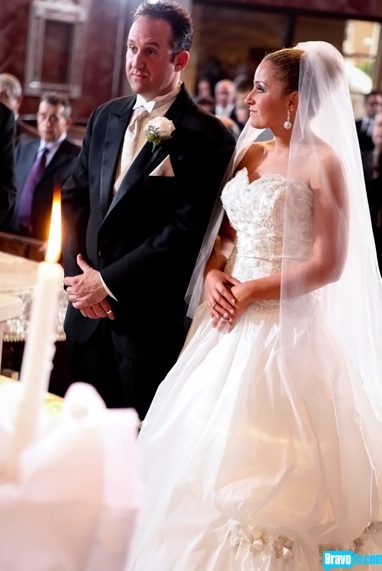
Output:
(17, 142), (40, 197)
(100, 100), (135, 216)
(40, 140), (70, 179)
(103, 86), (193, 219)
(24, 142), (40, 173)
(104, 139), (162, 216)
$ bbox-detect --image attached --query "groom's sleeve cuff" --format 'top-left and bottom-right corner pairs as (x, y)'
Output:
(99, 273), (118, 301)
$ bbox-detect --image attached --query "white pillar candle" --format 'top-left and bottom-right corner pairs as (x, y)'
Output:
(3, 191), (64, 477)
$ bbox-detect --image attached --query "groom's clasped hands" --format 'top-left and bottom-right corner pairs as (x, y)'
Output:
(64, 253), (115, 320)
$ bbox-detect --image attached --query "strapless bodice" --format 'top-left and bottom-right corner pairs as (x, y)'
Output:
(221, 168), (314, 283)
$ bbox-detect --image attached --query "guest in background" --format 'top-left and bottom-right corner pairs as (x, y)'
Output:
(355, 90), (382, 152)
(215, 114), (241, 139)
(3, 92), (80, 241)
(62, 0), (236, 420)
(194, 94), (215, 114)
(362, 109), (382, 273)
(0, 73), (38, 146)
(194, 76), (213, 99)
(235, 101), (250, 130)
(0, 101), (16, 225)
(214, 79), (237, 120)
(233, 74), (252, 129)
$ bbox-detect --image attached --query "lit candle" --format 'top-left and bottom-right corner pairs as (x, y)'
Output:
(4, 189), (64, 476)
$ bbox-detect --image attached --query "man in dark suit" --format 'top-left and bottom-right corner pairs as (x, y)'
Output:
(62, 0), (236, 419)
(4, 92), (80, 241)
(0, 101), (16, 224)
(355, 90), (382, 152)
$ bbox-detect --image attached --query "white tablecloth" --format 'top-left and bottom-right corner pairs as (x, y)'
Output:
(0, 251), (67, 342)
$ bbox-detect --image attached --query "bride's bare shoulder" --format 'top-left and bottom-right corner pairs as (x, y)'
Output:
(236, 141), (270, 172)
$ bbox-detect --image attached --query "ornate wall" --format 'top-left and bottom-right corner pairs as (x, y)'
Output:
(0, 0), (380, 122)
(202, 0), (382, 19)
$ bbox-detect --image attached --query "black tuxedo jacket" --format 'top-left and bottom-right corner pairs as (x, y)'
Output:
(356, 118), (374, 152)
(62, 84), (236, 357)
(5, 137), (80, 240)
(362, 149), (382, 229)
(361, 149), (382, 272)
(0, 101), (16, 225)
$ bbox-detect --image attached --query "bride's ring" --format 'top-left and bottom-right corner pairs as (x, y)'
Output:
(221, 314), (229, 321)
(212, 302), (217, 310)
(106, 309), (113, 314)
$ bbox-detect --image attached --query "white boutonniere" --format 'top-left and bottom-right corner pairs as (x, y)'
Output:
(145, 117), (175, 152)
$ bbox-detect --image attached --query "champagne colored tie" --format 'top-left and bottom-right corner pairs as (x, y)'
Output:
(18, 147), (49, 228)
(114, 107), (148, 193)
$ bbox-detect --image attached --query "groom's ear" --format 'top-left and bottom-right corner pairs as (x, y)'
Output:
(173, 50), (189, 72)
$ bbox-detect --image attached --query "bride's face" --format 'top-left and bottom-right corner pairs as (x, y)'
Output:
(245, 61), (290, 132)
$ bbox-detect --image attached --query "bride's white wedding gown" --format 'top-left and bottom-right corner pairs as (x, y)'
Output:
(127, 168), (382, 571)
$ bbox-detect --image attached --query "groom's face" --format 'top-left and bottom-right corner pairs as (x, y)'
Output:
(126, 16), (186, 100)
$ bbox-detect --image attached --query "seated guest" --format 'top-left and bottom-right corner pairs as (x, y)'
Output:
(0, 101), (16, 224)
(0, 73), (38, 146)
(4, 92), (80, 241)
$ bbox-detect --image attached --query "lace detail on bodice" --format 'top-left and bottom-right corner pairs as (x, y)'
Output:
(221, 169), (315, 311)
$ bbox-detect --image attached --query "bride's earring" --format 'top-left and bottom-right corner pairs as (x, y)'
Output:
(284, 110), (292, 130)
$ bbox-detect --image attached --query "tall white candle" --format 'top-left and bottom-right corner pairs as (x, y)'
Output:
(3, 190), (64, 477)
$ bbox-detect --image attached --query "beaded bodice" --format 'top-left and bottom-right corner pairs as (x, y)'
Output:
(222, 168), (314, 283)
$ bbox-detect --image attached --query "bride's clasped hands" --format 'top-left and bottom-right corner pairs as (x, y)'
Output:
(205, 268), (255, 332)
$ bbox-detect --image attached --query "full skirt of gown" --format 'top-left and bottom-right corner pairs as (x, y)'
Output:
(126, 300), (382, 571)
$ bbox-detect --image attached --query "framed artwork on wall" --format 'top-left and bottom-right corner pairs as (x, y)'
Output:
(24, 0), (90, 99)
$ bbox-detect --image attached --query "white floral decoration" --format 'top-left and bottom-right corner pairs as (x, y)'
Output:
(226, 520), (293, 561)
(319, 521), (382, 561)
(144, 117), (175, 152)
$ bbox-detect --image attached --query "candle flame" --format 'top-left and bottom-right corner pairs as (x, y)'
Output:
(45, 189), (61, 263)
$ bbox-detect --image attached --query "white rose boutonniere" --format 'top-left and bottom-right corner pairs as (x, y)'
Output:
(145, 117), (175, 152)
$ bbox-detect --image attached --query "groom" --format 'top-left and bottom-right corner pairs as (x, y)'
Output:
(62, 0), (236, 419)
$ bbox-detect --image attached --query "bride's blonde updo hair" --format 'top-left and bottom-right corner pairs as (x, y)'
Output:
(264, 46), (343, 117)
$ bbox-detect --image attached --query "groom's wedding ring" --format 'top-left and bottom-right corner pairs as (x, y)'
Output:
(106, 309), (113, 314)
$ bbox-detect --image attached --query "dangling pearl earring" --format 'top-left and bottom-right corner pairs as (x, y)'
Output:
(284, 110), (292, 130)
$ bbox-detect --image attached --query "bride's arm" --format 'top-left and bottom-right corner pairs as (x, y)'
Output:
(204, 213), (241, 317)
(204, 214), (236, 273)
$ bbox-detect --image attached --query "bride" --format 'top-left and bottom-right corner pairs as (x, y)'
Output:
(126, 42), (382, 570)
